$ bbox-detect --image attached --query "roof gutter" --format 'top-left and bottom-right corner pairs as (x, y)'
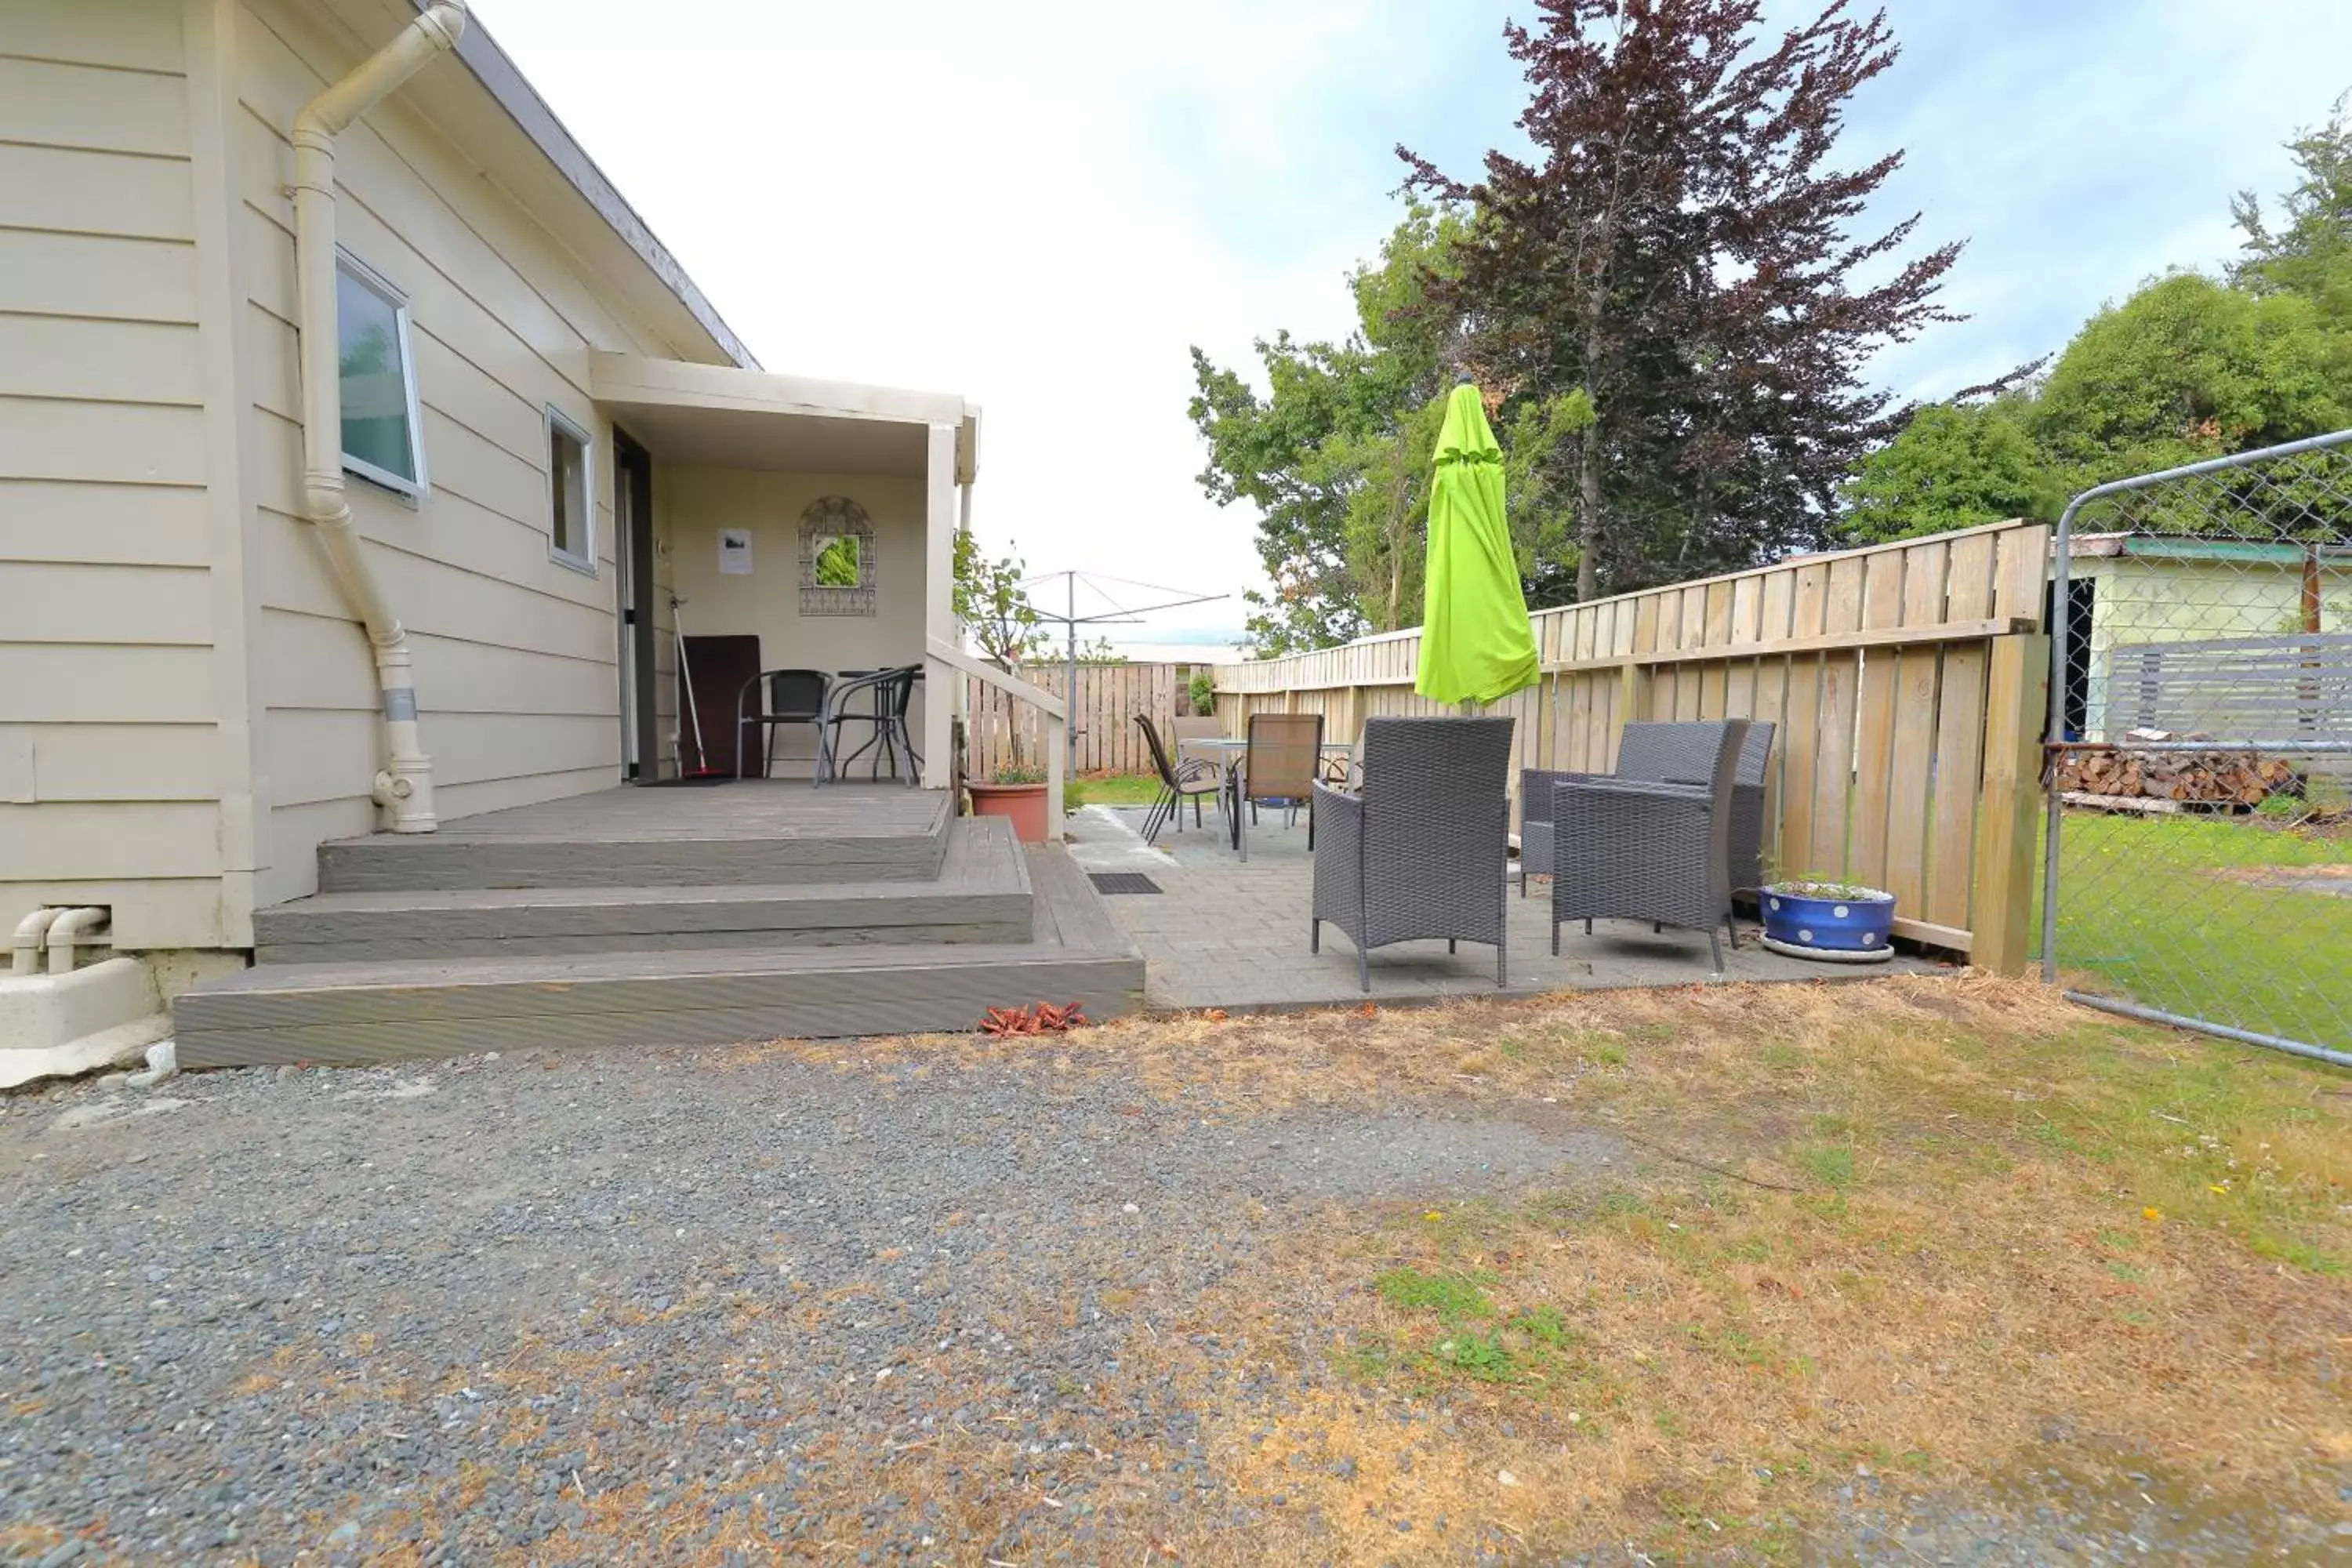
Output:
(406, 0), (757, 369)
(290, 2), (467, 833)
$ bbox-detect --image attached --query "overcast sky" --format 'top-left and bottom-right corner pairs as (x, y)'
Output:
(471, 0), (2352, 646)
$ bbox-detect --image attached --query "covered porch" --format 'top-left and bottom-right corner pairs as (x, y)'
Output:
(589, 354), (1032, 797)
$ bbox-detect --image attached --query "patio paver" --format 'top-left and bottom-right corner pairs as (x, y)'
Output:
(1065, 803), (1937, 1009)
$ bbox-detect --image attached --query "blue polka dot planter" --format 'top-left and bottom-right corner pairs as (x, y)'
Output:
(1758, 884), (1896, 964)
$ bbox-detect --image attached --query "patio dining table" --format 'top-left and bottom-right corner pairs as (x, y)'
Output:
(1177, 735), (1356, 855)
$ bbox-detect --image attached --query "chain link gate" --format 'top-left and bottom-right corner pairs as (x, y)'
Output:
(2042, 430), (2352, 1066)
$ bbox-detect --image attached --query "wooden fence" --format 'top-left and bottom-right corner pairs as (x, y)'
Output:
(1213, 519), (2053, 973)
(964, 662), (1207, 779)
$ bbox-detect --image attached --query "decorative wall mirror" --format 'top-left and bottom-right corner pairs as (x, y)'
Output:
(797, 495), (875, 615)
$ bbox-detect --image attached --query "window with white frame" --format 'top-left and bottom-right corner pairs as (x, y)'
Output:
(546, 407), (594, 573)
(335, 252), (426, 497)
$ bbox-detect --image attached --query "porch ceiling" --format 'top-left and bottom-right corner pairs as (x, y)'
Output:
(590, 353), (977, 479)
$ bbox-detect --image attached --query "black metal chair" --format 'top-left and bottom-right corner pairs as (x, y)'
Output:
(817, 664), (921, 786)
(1549, 719), (1749, 973)
(1312, 715), (1514, 991)
(736, 669), (830, 779)
(1134, 714), (1221, 843)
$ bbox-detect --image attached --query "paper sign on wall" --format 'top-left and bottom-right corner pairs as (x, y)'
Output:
(718, 528), (753, 575)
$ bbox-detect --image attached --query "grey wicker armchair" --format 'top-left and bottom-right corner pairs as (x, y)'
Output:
(1312, 716), (1514, 992)
(1730, 720), (1775, 901)
(1549, 719), (1749, 973)
(1519, 722), (1709, 895)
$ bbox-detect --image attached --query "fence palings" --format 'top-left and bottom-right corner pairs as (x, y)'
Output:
(962, 661), (1196, 779)
(1213, 519), (2054, 971)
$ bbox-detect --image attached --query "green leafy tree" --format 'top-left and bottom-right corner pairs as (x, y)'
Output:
(1190, 204), (1592, 648)
(1403, 0), (1961, 600)
(1189, 205), (1467, 653)
(952, 530), (1046, 670)
(2232, 93), (2352, 317)
(2034, 271), (2350, 485)
(1836, 397), (2061, 545)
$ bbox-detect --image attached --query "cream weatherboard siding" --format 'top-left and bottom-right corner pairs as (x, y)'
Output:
(0, 0), (229, 948)
(234, 0), (668, 909)
(2, 0), (706, 953)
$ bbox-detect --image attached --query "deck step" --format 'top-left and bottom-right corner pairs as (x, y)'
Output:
(259, 819), (1029, 962)
(176, 847), (1142, 1067)
(317, 784), (950, 891)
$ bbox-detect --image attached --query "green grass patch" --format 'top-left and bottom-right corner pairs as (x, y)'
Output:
(1791, 1143), (1856, 1189)
(2034, 809), (2351, 1049)
(1357, 1266), (1600, 1392)
(1373, 1266), (1496, 1323)
(1062, 773), (1167, 810)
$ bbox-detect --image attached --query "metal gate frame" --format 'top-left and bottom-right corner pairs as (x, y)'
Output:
(2042, 428), (2352, 1069)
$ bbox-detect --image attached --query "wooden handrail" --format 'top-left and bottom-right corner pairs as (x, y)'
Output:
(927, 638), (1068, 720)
(926, 637), (1068, 840)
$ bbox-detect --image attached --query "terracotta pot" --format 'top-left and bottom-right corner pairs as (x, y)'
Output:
(965, 780), (1051, 844)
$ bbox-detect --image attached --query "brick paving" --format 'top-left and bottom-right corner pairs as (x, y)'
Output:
(1065, 804), (1936, 1011)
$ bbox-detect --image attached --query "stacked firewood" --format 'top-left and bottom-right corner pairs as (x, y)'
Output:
(2056, 729), (2299, 808)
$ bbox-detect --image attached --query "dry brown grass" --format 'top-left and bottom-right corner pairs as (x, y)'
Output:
(1070, 975), (2352, 1560)
(700, 973), (2352, 1559)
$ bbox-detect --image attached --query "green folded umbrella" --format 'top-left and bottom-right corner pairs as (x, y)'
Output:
(1414, 383), (1538, 706)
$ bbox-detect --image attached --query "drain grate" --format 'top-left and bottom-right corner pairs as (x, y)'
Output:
(1087, 872), (1163, 895)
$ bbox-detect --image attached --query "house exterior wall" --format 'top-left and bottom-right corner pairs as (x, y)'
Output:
(661, 466), (928, 777)
(2079, 555), (2350, 740)
(234, 0), (690, 913)
(0, 0), (231, 949)
(2, 0), (702, 950)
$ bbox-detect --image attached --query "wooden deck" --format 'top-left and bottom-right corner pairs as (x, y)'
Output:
(175, 785), (1142, 1066)
(318, 783), (952, 889)
(258, 819), (1031, 963)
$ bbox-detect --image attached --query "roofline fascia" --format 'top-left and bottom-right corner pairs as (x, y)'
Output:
(406, 0), (761, 371)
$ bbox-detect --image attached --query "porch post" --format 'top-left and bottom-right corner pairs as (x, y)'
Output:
(922, 421), (958, 789)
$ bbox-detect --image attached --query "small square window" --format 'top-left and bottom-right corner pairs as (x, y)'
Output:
(546, 407), (595, 574)
(336, 252), (426, 497)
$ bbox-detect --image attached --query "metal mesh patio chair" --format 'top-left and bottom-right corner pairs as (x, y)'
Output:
(1312, 715), (1514, 991)
(736, 669), (830, 779)
(816, 664), (920, 786)
(1231, 712), (1322, 861)
(1169, 715), (1224, 747)
(1549, 719), (1749, 973)
(1134, 714), (1221, 843)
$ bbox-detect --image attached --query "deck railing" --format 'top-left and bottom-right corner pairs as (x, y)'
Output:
(1213, 519), (2053, 971)
(927, 639), (1068, 838)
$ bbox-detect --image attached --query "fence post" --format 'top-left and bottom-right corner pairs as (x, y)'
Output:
(1970, 633), (2049, 976)
(1614, 656), (1653, 744)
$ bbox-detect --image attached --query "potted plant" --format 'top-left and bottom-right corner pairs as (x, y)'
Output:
(953, 531), (1056, 843)
(967, 763), (1051, 844)
(1758, 877), (1896, 963)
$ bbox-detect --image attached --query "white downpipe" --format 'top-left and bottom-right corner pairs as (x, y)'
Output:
(10, 909), (61, 977)
(42, 908), (109, 976)
(290, 2), (467, 833)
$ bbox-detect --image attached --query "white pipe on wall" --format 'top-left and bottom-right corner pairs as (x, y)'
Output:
(289, 2), (467, 833)
(10, 909), (60, 977)
(42, 908), (110, 976)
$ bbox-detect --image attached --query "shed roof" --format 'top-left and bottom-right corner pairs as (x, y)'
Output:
(2067, 532), (2352, 566)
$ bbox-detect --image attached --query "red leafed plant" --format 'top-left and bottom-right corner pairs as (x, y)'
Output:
(979, 1000), (1088, 1036)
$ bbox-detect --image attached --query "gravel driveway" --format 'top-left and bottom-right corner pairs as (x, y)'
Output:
(2, 1036), (2340, 1566)
(2, 1044), (1615, 1566)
